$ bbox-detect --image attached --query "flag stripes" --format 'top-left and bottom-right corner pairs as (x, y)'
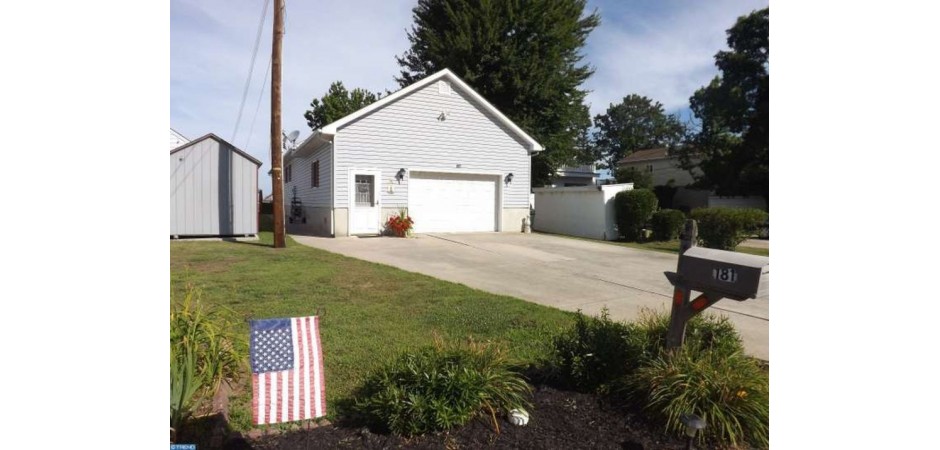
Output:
(250, 316), (326, 425)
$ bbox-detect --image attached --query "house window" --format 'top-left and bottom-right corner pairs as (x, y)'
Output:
(311, 160), (320, 187)
(646, 164), (653, 173)
(286, 164), (292, 182)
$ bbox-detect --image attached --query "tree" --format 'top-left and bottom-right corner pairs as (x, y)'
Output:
(304, 81), (381, 130)
(678, 8), (769, 198)
(592, 94), (685, 172)
(614, 166), (652, 189)
(396, 0), (600, 187)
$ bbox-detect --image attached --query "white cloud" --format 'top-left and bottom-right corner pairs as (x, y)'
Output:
(584, 0), (769, 117)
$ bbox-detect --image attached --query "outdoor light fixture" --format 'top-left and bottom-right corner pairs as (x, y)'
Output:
(505, 173), (514, 185)
(680, 414), (706, 450)
(396, 168), (406, 184)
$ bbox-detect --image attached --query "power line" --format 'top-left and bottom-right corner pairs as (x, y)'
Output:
(232, 0), (271, 143)
(244, 54), (272, 154)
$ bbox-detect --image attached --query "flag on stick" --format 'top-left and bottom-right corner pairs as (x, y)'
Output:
(250, 316), (326, 425)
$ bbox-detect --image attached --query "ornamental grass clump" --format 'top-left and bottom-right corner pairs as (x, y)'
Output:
(353, 339), (531, 437)
(170, 287), (246, 432)
(620, 348), (769, 449)
(385, 209), (415, 237)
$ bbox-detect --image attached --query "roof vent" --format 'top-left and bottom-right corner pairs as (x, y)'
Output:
(438, 80), (452, 96)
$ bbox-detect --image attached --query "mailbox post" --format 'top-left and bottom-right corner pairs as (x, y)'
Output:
(664, 220), (769, 349)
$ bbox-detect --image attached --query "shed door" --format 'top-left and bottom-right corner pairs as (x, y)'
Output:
(408, 172), (498, 233)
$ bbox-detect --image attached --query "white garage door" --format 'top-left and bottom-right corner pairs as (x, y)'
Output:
(408, 172), (498, 233)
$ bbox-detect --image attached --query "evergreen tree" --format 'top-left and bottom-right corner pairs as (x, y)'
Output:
(396, 0), (600, 187)
(592, 94), (685, 171)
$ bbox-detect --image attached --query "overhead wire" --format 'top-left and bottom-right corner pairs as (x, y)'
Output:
(244, 54), (272, 153)
(231, 0), (272, 143)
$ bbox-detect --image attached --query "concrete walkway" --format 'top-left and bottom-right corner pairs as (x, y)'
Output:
(291, 232), (769, 360)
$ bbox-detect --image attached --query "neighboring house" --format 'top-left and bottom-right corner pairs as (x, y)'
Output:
(170, 128), (189, 150)
(283, 68), (543, 237)
(616, 147), (701, 187)
(551, 164), (598, 187)
(170, 133), (261, 238)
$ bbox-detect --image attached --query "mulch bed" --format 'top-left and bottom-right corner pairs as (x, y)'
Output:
(215, 385), (687, 450)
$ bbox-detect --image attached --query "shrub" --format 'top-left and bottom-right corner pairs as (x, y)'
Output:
(384, 208), (414, 237)
(614, 189), (659, 241)
(650, 209), (686, 241)
(620, 348), (769, 448)
(353, 339), (531, 437)
(170, 288), (246, 431)
(690, 207), (769, 250)
(615, 166), (653, 189)
(549, 309), (743, 393)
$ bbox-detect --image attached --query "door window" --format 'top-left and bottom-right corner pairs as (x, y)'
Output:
(355, 175), (374, 207)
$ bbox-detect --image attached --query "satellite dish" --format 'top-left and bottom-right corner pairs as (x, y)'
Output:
(287, 130), (300, 143)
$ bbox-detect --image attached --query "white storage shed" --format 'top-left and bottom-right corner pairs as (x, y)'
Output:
(170, 133), (261, 238)
(532, 183), (634, 241)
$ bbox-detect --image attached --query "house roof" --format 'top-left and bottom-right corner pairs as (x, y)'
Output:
(170, 133), (263, 167)
(291, 68), (544, 160)
(616, 148), (671, 165)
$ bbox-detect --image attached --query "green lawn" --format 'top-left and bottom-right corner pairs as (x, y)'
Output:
(171, 233), (576, 430)
(535, 232), (769, 257)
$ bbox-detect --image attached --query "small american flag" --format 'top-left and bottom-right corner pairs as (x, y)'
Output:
(250, 316), (326, 425)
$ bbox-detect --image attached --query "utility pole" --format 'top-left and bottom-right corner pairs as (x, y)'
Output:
(270, 0), (286, 248)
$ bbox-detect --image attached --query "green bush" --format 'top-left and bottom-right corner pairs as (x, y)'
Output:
(690, 207), (769, 250)
(650, 209), (686, 241)
(353, 340), (531, 437)
(614, 189), (659, 241)
(549, 309), (744, 393)
(620, 348), (769, 448)
(170, 288), (246, 431)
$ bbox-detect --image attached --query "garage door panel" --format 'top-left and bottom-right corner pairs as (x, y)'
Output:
(409, 172), (497, 233)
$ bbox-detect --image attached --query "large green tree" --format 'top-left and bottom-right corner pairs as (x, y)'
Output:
(396, 0), (600, 187)
(678, 8), (769, 198)
(592, 94), (686, 171)
(304, 81), (381, 130)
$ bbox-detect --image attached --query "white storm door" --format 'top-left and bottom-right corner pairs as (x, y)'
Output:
(348, 169), (381, 234)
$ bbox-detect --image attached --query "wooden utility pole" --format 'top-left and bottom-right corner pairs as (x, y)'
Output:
(270, 0), (286, 248)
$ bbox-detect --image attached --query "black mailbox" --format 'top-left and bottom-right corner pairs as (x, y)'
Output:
(677, 247), (769, 301)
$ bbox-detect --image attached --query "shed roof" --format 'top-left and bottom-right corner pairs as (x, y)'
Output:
(291, 68), (543, 159)
(170, 133), (263, 167)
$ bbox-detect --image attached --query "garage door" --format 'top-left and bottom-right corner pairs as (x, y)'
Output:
(408, 172), (497, 233)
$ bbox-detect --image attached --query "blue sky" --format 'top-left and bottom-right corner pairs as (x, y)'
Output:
(171, 0), (768, 193)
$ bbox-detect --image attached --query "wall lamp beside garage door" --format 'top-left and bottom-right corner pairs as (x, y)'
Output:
(504, 173), (514, 185)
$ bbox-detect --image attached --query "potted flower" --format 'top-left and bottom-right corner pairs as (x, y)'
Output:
(384, 209), (414, 237)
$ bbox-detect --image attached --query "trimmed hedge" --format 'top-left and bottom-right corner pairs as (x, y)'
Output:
(690, 207), (768, 250)
(650, 209), (686, 241)
(614, 189), (658, 241)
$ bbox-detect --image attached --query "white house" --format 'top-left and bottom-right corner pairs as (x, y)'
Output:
(616, 147), (701, 186)
(550, 164), (598, 187)
(283, 68), (542, 237)
(170, 133), (261, 238)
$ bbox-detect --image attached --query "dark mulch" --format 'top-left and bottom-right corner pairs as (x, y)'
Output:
(218, 385), (687, 450)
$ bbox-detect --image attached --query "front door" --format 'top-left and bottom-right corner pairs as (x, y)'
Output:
(349, 169), (381, 234)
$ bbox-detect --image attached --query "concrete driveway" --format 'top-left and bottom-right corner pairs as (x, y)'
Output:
(291, 232), (769, 360)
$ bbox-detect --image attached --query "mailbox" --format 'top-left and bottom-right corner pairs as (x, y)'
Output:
(677, 247), (769, 301)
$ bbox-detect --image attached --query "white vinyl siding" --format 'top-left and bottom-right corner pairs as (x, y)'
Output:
(284, 141), (333, 208)
(333, 81), (530, 209)
(170, 137), (258, 236)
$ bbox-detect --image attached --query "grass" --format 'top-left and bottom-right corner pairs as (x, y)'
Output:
(534, 232), (769, 257)
(171, 232), (576, 431)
